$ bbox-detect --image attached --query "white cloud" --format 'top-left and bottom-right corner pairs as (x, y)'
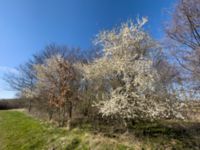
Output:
(0, 66), (18, 74)
(0, 66), (18, 99)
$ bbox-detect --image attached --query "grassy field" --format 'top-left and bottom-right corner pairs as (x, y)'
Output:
(0, 110), (200, 150)
(0, 110), (132, 150)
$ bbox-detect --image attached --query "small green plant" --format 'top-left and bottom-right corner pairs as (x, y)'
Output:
(65, 138), (81, 150)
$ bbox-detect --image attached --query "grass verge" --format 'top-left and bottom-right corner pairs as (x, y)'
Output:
(0, 110), (200, 150)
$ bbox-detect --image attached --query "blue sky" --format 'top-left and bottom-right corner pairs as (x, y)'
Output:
(0, 0), (176, 98)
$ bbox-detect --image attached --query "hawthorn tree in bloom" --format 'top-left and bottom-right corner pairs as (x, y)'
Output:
(34, 55), (79, 127)
(80, 18), (183, 122)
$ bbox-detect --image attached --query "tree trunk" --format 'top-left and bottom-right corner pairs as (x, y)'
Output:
(67, 101), (72, 130)
(48, 109), (53, 121)
(61, 106), (66, 127)
(123, 119), (129, 134)
(58, 108), (62, 127)
(28, 99), (32, 112)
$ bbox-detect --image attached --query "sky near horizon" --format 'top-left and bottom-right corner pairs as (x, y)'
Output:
(0, 0), (176, 99)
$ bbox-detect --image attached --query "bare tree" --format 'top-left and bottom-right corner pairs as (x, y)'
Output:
(166, 0), (200, 91)
(153, 51), (180, 93)
(166, 0), (200, 49)
(4, 62), (36, 111)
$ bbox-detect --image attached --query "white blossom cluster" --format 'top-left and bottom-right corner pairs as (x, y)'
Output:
(21, 88), (37, 99)
(80, 18), (183, 120)
(33, 55), (64, 94)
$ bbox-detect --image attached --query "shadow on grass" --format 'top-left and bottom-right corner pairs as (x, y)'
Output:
(128, 121), (200, 149)
(76, 119), (200, 149)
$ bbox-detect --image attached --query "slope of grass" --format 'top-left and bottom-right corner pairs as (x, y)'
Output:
(0, 110), (132, 150)
(0, 110), (200, 150)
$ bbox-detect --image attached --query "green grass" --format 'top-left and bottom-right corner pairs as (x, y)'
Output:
(0, 110), (133, 150)
(0, 110), (86, 150)
(0, 110), (200, 150)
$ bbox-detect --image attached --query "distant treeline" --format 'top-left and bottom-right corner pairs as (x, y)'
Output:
(0, 99), (25, 110)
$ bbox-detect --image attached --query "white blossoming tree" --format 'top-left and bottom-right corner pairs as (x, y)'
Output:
(80, 18), (183, 123)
